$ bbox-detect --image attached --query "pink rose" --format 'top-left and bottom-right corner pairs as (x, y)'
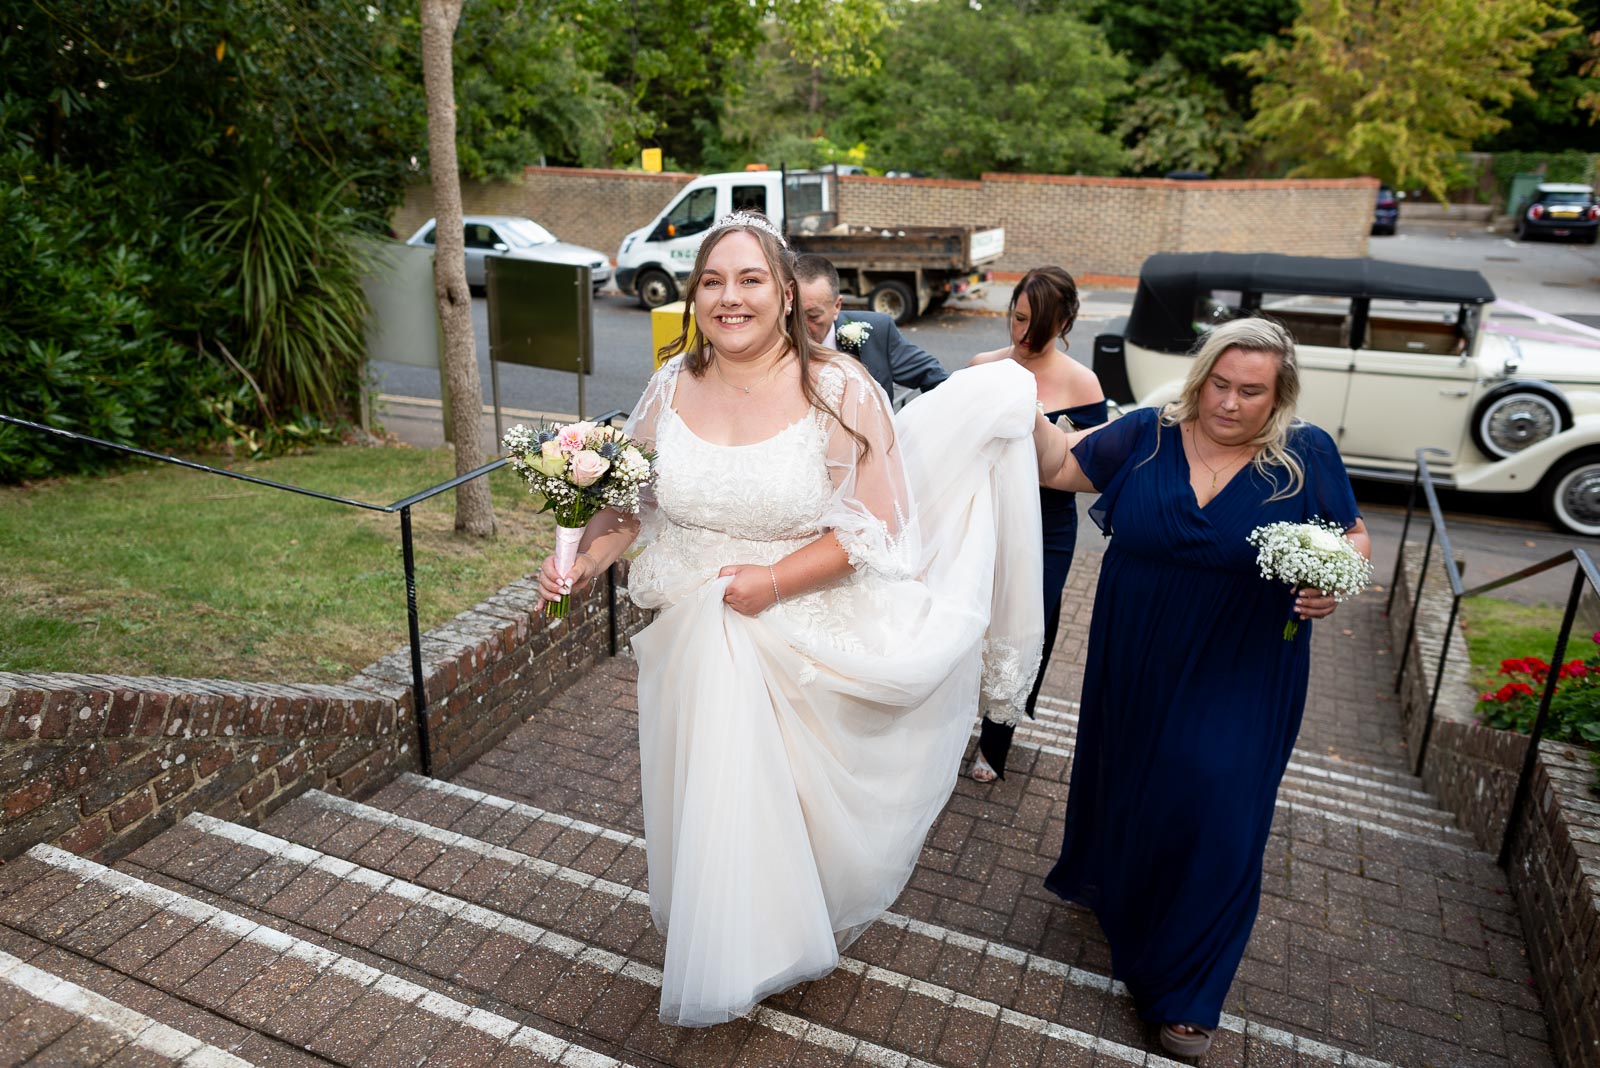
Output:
(570, 450), (611, 487)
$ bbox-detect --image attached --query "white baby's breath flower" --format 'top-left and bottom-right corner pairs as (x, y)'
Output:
(836, 321), (872, 351)
(1246, 518), (1372, 640)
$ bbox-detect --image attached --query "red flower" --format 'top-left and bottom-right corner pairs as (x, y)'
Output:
(1495, 683), (1535, 701)
(1560, 659), (1589, 679)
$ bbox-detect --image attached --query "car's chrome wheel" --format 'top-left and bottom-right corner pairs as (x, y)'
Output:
(1547, 457), (1600, 537)
(1474, 391), (1562, 459)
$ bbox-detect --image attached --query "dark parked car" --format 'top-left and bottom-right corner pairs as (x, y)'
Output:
(1513, 183), (1598, 244)
(1372, 186), (1399, 236)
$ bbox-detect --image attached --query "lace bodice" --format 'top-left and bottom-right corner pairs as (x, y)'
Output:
(654, 409), (835, 542)
(624, 356), (919, 611)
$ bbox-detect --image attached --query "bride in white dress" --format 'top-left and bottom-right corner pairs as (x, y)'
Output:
(536, 212), (1046, 1027)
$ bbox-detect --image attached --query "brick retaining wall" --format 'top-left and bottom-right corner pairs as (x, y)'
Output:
(0, 565), (652, 863)
(1391, 543), (1600, 1066)
(394, 168), (1376, 282)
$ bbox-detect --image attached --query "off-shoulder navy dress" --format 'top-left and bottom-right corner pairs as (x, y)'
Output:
(1044, 407), (1360, 1029)
(978, 399), (1108, 777)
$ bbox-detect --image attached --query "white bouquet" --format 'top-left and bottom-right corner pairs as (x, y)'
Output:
(503, 420), (655, 617)
(1246, 519), (1372, 640)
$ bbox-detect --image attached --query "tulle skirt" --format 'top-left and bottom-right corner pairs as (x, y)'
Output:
(631, 360), (1044, 1026)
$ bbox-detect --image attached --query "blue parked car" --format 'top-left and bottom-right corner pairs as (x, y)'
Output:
(1371, 186), (1399, 236)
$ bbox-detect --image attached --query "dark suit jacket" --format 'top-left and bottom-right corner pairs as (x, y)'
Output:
(834, 311), (948, 398)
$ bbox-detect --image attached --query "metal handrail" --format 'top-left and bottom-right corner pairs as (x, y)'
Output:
(1388, 447), (1597, 865)
(1, 409), (625, 776)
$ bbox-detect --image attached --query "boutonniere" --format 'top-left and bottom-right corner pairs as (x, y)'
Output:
(836, 320), (872, 353)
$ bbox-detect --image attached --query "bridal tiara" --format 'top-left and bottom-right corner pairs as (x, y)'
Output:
(709, 211), (787, 247)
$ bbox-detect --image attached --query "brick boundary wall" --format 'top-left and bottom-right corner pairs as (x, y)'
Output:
(1391, 543), (1600, 1066)
(392, 168), (1375, 283)
(0, 564), (652, 864)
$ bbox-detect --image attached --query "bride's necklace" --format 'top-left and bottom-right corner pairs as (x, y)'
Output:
(1188, 425), (1253, 490)
(712, 354), (781, 395)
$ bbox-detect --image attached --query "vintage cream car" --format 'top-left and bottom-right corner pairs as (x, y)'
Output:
(1095, 253), (1600, 535)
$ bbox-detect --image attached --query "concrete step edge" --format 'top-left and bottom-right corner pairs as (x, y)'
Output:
(0, 948), (254, 1067)
(14, 843), (642, 1068)
(1002, 734), (1488, 858)
(1031, 698), (1428, 791)
(1000, 723), (1468, 835)
(372, 777), (1404, 1068)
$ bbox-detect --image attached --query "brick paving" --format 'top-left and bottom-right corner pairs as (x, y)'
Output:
(0, 553), (1559, 1067)
(454, 554), (1556, 1067)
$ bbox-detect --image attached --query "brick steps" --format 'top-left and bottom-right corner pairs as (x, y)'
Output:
(134, 807), (1200, 1068)
(0, 946), (256, 1067)
(342, 778), (1410, 1068)
(1016, 704), (1478, 847)
(1032, 699), (1428, 793)
(0, 923), (328, 1068)
(0, 845), (641, 1068)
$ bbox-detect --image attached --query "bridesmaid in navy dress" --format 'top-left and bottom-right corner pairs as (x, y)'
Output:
(967, 267), (1105, 782)
(1030, 317), (1370, 1057)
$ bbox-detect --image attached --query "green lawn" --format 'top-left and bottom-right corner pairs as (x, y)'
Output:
(0, 444), (555, 684)
(1458, 595), (1584, 692)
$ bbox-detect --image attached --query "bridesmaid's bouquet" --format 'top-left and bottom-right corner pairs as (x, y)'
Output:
(1246, 519), (1373, 640)
(503, 420), (655, 618)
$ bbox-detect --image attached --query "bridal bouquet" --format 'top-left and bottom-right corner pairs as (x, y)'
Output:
(503, 420), (655, 618)
(1246, 519), (1372, 640)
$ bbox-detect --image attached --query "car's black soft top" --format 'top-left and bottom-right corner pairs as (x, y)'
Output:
(1126, 252), (1497, 354)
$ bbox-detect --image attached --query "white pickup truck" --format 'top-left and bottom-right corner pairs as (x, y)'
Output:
(614, 169), (1005, 323)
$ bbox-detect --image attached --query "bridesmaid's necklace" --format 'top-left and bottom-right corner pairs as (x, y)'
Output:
(1188, 425), (1252, 490)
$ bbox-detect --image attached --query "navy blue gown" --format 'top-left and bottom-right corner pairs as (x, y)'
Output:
(979, 400), (1108, 777)
(1044, 407), (1360, 1028)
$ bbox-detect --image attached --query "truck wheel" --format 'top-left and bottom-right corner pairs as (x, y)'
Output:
(635, 268), (677, 310)
(1542, 452), (1600, 536)
(868, 280), (916, 324)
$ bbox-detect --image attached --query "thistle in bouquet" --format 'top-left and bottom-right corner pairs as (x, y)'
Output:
(502, 420), (655, 618)
(1246, 518), (1372, 640)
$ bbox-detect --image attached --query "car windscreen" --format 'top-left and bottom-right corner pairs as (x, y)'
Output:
(1538, 191), (1594, 206)
(501, 219), (557, 246)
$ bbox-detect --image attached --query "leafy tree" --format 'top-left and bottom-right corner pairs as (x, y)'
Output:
(833, 0), (1130, 179)
(1083, 0), (1297, 106)
(1116, 54), (1252, 176)
(0, 1), (423, 477)
(550, 0), (889, 168)
(1476, 0), (1600, 151)
(449, 1), (641, 176)
(1236, 0), (1577, 202)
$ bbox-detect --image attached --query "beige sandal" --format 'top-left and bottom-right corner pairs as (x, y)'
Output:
(967, 752), (998, 783)
(1159, 1023), (1215, 1057)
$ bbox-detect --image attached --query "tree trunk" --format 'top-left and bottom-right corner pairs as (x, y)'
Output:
(420, 0), (495, 537)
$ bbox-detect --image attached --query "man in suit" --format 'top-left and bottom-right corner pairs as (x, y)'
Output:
(793, 254), (949, 398)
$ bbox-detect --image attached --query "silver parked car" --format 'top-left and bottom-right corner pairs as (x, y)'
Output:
(405, 215), (613, 291)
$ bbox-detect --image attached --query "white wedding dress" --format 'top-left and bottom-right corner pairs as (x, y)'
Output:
(623, 354), (1043, 1026)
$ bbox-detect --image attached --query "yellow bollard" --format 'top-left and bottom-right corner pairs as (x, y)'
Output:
(651, 301), (696, 370)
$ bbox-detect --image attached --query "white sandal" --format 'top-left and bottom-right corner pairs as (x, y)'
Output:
(967, 752), (998, 783)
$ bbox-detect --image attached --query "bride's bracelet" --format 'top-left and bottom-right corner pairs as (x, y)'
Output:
(768, 564), (782, 605)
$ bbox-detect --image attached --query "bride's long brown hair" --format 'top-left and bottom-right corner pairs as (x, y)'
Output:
(656, 216), (872, 459)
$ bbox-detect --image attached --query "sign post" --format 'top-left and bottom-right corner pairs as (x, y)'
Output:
(485, 258), (593, 439)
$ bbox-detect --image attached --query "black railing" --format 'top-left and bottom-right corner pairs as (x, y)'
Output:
(0, 410), (624, 777)
(1387, 447), (1598, 866)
